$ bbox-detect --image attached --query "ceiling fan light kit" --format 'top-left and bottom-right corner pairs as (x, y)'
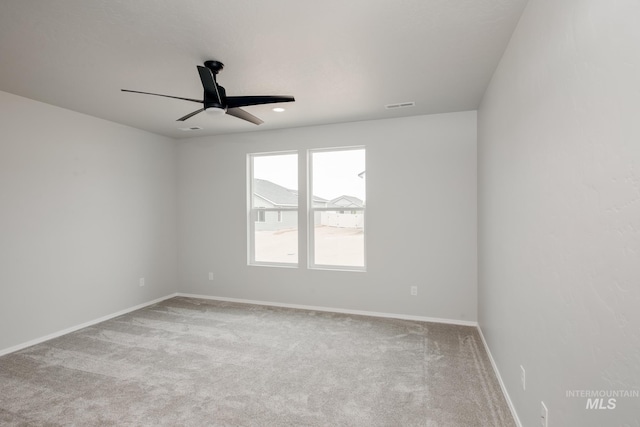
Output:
(205, 107), (226, 115)
(122, 60), (294, 125)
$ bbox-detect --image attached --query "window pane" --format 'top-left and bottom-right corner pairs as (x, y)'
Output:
(310, 148), (366, 269)
(250, 153), (298, 265)
(311, 149), (365, 204)
(253, 154), (298, 207)
(254, 212), (298, 263)
(313, 211), (364, 267)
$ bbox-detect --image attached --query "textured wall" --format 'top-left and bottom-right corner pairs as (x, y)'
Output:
(0, 91), (178, 352)
(177, 112), (478, 323)
(478, 0), (640, 425)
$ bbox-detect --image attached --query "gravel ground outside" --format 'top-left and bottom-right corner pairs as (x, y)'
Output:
(255, 226), (364, 267)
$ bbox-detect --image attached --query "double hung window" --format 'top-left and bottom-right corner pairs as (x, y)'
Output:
(248, 152), (298, 266)
(248, 147), (365, 270)
(308, 148), (366, 269)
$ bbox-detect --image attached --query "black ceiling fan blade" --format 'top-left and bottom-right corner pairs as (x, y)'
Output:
(176, 108), (205, 122)
(227, 107), (264, 125)
(197, 66), (222, 103)
(121, 89), (202, 104)
(226, 96), (295, 109)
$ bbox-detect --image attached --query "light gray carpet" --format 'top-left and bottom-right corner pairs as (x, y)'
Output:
(0, 297), (515, 426)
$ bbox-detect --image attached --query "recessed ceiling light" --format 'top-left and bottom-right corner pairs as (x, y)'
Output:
(178, 126), (203, 131)
(272, 107), (285, 112)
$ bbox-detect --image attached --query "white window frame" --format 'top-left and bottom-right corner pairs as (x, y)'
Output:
(247, 151), (299, 268)
(307, 146), (366, 272)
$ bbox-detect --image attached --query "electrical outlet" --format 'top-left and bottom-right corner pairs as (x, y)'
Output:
(139, 277), (145, 287)
(541, 401), (548, 427)
(410, 286), (418, 296)
(520, 365), (526, 390)
(208, 272), (214, 281)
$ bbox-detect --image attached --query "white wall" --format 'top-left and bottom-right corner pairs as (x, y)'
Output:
(0, 91), (178, 352)
(478, 1), (640, 426)
(178, 112), (477, 322)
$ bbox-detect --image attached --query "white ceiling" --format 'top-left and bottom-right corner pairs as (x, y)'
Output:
(0, 0), (528, 139)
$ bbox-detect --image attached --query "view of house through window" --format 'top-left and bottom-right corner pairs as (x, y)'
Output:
(249, 152), (298, 265)
(309, 148), (366, 269)
(248, 147), (365, 270)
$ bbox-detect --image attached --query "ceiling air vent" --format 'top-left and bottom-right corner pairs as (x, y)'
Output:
(179, 126), (203, 131)
(385, 101), (415, 110)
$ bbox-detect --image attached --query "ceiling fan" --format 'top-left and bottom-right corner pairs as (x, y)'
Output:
(122, 60), (295, 125)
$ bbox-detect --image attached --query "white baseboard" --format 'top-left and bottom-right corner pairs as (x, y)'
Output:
(176, 292), (478, 327)
(2, 291), (477, 354)
(477, 325), (522, 427)
(0, 293), (178, 357)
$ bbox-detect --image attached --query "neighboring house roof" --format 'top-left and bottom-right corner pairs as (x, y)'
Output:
(253, 179), (298, 207)
(254, 179), (362, 208)
(289, 190), (328, 206)
(329, 195), (365, 208)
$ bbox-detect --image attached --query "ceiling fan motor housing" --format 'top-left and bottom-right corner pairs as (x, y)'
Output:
(204, 84), (226, 111)
(202, 60), (226, 111)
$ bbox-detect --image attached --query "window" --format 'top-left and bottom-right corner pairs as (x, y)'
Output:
(248, 152), (298, 266)
(309, 148), (366, 270)
(248, 147), (366, 270)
